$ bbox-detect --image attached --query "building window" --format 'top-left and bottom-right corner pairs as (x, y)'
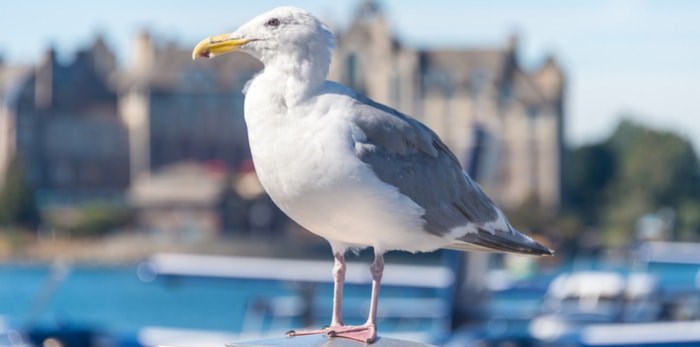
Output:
(526, 106), (539, 195)
(344, 53), (365, 94)
(425, 68), (454, 97)
(527, 106), (539, 121)
(469, 69), (488, 97)
(391, 73), (400, 107)
(500, 84), (513, 103)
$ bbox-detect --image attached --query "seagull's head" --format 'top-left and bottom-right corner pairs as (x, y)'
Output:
(192, 7), (335, 67)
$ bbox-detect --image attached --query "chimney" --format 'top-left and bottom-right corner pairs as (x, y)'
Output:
(35, 47), (56, 110)
(131, 30), (155, 73)
(90, 35), (117, 77)
(507, 32), (520, 53)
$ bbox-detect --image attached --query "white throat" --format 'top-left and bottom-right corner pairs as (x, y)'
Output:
(250, 44), (331, 107)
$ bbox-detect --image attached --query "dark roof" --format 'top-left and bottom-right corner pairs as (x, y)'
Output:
(418, 48), (513, 93)
(122, 45), (263, 93)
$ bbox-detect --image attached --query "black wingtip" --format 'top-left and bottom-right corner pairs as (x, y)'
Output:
(530, 239), (555, 256)
(536, 246), (555, 257)
(511, 243), (554, 257)
(451, 228), (555, 257)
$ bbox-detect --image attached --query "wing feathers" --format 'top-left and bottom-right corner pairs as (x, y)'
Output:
(347, 89), (552, 256)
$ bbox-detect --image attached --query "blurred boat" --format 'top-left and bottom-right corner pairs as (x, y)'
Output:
(529, 271), (661, 345)
(577, 320), (700, 347)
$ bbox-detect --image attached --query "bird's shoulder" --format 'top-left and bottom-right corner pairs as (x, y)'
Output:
(316, 81), (446, 159)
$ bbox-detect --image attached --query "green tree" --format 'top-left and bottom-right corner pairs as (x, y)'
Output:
(567, 142), (616, 225)
(602, 120), (700, 243)
(0, 155), (39, 228)
(563, 118), (700, 247)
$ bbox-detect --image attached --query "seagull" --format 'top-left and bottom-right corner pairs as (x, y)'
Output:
(193, 6), (553, 343)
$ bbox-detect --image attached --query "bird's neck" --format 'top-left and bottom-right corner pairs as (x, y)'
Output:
(259, 53), (329, 107)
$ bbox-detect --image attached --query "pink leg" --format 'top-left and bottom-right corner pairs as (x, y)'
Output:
(367, 253), (384, 326)
(331, 253), (346, 326)
(287, 253), (346, 335)
(287, 252), (385, 344)
(324, 253), (384, 343)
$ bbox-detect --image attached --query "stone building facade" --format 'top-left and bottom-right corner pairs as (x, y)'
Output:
(328, 2), (565, 209)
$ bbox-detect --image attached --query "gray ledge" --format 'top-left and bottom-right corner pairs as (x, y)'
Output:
(227, 335), (435, 347)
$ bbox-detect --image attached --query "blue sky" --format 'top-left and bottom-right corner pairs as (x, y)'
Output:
(1, 0), (699, 152)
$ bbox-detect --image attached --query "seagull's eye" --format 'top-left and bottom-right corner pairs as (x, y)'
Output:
(266, 18), (280, 27)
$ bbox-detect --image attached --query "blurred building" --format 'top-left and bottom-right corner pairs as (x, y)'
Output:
(0, 39), (129, 208)
(0, 32), (273, 235)
(328, 1), (566, 209)
(117, 32), (273, 236)
(119, 32), (262, 182)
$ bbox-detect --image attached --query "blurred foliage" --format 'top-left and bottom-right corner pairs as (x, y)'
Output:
(677, 199), (700, 241)
(0, 227), (31, 258)
(509, 118), (700, 253)
(46, 204), (133, 237)
(520, 119), (700, 252)
(602, 120), (700, 243)
(0, 155), (39, 228)
(567, 142), (616, 226)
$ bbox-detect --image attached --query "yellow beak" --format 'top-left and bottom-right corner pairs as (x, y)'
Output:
(192, 33), (252, 60)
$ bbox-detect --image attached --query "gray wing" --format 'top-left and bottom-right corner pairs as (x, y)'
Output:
(351, 94), (552, 256)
